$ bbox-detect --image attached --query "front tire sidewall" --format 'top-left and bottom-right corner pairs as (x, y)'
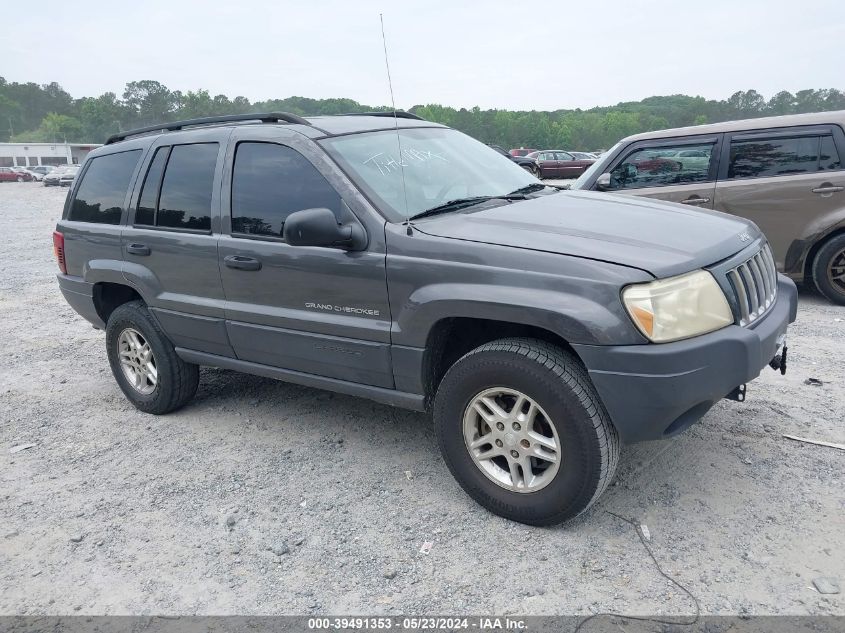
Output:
(106, 303), (189, 414)
(813, 235), (845, 305)
(435, 347), (608, 525)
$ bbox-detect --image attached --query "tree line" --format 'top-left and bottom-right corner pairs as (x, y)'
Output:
(2, 77), (844, 151)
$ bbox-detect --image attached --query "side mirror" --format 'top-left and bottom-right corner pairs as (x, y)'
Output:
(595, 172), (612, 190)
(283, 207), (367, 251)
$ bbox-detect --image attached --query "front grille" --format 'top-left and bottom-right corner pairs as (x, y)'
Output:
(726, 243), (778, 326)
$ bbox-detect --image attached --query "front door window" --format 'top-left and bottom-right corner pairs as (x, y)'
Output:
(608, 143), (714, 190)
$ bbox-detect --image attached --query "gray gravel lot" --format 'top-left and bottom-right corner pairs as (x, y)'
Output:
(1, 183), (843, 616)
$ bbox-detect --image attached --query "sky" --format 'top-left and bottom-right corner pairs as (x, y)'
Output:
(3, 0), (844, 111)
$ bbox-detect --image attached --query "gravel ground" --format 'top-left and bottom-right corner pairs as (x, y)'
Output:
(1, 182), (843, 616)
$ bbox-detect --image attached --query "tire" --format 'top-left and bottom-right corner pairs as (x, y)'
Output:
(433, 338), (619, 526)
(16, 176), (23, 182)
(812, 233), (845, 305)
(532, 166), (542, 179)
(106, 301), (199, 414)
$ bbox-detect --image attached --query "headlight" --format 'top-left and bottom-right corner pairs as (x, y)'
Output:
(622, 270), (733, 343)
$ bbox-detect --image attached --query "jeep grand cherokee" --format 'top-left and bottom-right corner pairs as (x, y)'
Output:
(54, 112), (797, 525)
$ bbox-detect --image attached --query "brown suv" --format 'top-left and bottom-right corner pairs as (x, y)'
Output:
(573, 111), (845, 304)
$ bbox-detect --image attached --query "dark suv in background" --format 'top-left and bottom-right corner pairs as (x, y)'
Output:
(54, 112), (796, 525)
(573, 111), (845, 304)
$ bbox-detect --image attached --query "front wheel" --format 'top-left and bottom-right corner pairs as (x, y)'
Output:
(812, 234), (845, 305)
(106, 301), (199, 414)
(433, 338), (619, 526)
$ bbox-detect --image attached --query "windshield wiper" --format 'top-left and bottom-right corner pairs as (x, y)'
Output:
(408, 196), (502, 221)
(408, 185), (550, 222)
(507, 183), (547, 196)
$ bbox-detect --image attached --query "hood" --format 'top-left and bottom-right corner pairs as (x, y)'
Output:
(412, 190), (759, 278)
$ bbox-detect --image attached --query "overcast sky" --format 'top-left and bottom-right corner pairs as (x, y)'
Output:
(3, 0), (843, 111)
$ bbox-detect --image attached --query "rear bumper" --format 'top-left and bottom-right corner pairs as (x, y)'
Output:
(572, 275), (798, 443)
(57, 274), (104, 329)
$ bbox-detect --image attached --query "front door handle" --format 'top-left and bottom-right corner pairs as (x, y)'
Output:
(812, 185), (844, 195)
(680, 196), (711, 205)
(224, 255), (262, 271)
(126, 243), (150, 256)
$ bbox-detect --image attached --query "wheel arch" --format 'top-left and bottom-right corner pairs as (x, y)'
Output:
(420, 316), (585, 408)
(93, 282), (144, 325)
(804, 224), (845, 282)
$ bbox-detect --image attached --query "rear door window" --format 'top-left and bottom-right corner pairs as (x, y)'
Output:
(134, 143), (218, 231)
(68, 150), (141, 224)
(819, 136), (842, 171)
(135, 146), (169, 226)
(608, 143), (714, 190)
(727, 135), (823, 179)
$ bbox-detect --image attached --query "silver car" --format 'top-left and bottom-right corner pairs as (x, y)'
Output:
(43, 165), (80, 187)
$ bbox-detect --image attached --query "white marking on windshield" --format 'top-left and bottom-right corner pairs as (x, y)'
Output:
(363, 148), (449, 176)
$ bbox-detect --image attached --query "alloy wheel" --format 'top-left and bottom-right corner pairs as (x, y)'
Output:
(117, 328), (158, 395)
(828, 246), (845, 292)
(462, 387), (561, 492)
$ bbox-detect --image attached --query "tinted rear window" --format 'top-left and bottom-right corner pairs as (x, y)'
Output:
(69, 150), (141, 224)
(156, 143), (218, 231)
(728, 135), (836, 179)
(135, 146), (169, 226)
(819, 136), (842, 171)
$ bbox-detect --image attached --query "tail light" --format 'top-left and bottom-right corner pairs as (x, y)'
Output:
(52, 231), (67, 274)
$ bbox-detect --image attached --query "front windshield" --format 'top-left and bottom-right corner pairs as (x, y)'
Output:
(572, 141), (623, 189)
(321, 127), (538, 222)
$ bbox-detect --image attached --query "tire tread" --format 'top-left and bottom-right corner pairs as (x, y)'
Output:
(435, 337), (620, 525)
(106, 301), (199, 414)
(812, 234), (845, 305)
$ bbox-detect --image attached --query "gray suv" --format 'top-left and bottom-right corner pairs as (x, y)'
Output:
(54, 112), (797, 525)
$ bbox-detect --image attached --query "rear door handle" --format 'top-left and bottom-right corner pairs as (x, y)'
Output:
(126, 243), (150, 256)
(680, 196), (711, 205)
(812, 185), (844, 195)
(224, 255), (262, 271)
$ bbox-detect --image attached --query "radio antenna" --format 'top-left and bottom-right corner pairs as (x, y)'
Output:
(379, 13), (412, 234)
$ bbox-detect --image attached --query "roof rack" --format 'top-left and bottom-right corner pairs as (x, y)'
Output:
(105, 112), (311, 145)
(340, 111), (424, 121)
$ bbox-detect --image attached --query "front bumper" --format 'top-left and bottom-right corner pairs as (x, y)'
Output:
(572, 275), (798, 443)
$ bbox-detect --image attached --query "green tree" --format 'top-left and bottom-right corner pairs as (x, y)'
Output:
(2, 76), (844, 147)
(123, 80), (177, 125)
(12, 113), (84, 142)
(78, 92), (126, 141)
(766, 91), (796, 115)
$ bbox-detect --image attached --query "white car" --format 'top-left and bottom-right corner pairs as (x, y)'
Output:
(23, 168), (46, 181)
(29, 165), (56, 180)
(43, 165), (80, 187)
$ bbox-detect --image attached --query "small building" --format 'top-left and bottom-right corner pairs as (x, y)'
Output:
(0, 142), (101, 168)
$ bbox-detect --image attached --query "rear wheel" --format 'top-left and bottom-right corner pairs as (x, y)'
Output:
(812, 234), (845, 305)
(433, 338), (619, 525)
(106, 301), (199, 414)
